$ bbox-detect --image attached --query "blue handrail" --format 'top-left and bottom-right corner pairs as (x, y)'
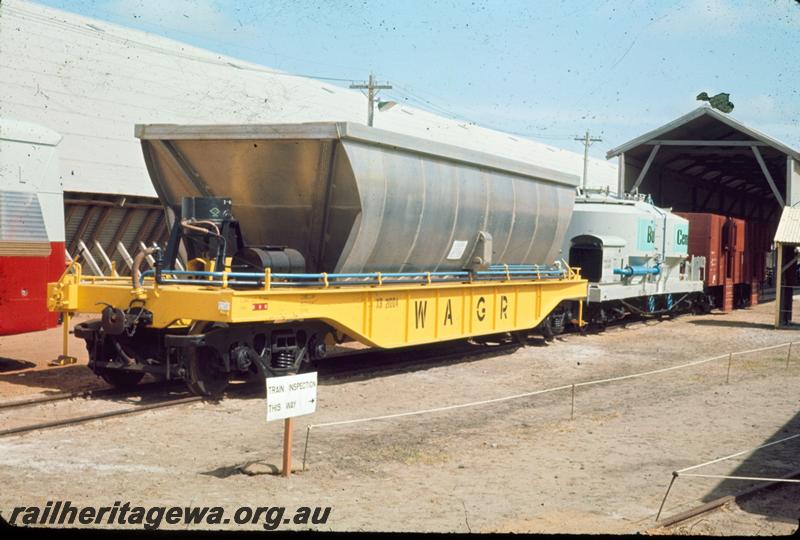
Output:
(137, 265), (568, 288)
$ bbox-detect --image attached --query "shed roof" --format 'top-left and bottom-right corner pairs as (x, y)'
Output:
(604, 106), (798, 213)
(774, 206), (800, 244)
(607, 106), (800, 161)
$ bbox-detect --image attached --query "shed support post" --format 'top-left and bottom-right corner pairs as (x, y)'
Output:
(617, 153), (626, 195)
(775, 244), (783, 328)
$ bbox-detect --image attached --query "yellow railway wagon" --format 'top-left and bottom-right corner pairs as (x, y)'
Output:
(50, 122), (587, 395)
(48, 262), (586, 395)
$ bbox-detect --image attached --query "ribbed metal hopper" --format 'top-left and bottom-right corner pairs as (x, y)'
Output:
(135, 122), (579, 273)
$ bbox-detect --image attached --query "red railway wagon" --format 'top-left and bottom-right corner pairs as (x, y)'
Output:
(677, 212), (764, 311)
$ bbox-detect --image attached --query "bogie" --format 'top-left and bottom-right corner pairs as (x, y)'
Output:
(75, 318), (333, 396)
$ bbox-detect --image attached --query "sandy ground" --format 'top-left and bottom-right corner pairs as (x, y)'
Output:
(0, 314), (105, 400)
(0, 302), (799, 533)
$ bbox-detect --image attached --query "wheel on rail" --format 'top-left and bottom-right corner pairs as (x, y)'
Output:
(539, 316), (555, 342)
(98, 370), (145, 390)
(182, 321), (230, 397)
(185, 345), (229, 398)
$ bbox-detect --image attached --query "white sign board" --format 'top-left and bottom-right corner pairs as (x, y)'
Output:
(446, 240), (468, 260)
(266, 372), (318, 422)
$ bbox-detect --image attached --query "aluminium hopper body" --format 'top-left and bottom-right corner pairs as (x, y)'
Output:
(135, 122), (579, 273)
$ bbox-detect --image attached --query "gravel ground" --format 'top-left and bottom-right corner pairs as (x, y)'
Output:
(0, 301), (799, 533)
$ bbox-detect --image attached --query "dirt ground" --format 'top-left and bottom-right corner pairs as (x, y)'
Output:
(0, 314), (105, 400)
(0, 302), (799, 533)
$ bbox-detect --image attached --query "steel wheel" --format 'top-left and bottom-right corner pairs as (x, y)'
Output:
(185, 345), (229, 397)
(183, 321), (229, 397)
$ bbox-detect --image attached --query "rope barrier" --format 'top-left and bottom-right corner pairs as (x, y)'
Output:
(677, 473), (800, 483)
(655, 431), (800, 520)
(676, 432), (800, 474)
(730, 342), (790, 357)
(300, 340), (796, 471)
(574, 354), (727, 388)
(309, 384), (574, 429)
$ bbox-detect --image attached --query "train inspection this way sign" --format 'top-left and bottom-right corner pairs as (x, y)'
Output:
(266, 372), (318, 422)
(266, 372), (318, 477)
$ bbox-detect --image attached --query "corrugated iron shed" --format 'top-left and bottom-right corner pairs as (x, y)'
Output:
(0, 0), (618, 198)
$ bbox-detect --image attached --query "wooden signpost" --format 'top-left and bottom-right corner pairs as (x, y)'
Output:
(266, 372), (318, 477)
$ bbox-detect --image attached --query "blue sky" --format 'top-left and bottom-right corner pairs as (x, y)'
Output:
(34, 0), (800, 158)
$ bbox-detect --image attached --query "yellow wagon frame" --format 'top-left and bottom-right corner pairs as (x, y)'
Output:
(48, 262), (587, 349)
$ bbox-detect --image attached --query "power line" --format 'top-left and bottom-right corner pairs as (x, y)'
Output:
(387, 84), (576, 142)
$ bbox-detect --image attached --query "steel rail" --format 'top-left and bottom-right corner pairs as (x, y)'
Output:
(0, 396), (202, 438)
(0, 380), (182, 411)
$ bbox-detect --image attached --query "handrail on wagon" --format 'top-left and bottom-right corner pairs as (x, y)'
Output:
(135, 263), (580, 289)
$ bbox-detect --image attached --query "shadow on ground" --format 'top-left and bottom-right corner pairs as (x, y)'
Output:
(689, 319), (776, 330)
(0, 358), (36, 372)
(700, 410), (800, 523)
(310, 335), (540, 386)
(0, 363), (103, 396)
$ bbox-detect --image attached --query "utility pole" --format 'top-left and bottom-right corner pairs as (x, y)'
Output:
(574, 130), (602, 190)
(350, 73), (392, 127)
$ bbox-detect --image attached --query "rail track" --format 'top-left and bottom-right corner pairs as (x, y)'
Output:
(0, 334), (530, 438)
(0, 380), (181, 411)
(0, 380), (200, 438)
(0, 395), (202, 438)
